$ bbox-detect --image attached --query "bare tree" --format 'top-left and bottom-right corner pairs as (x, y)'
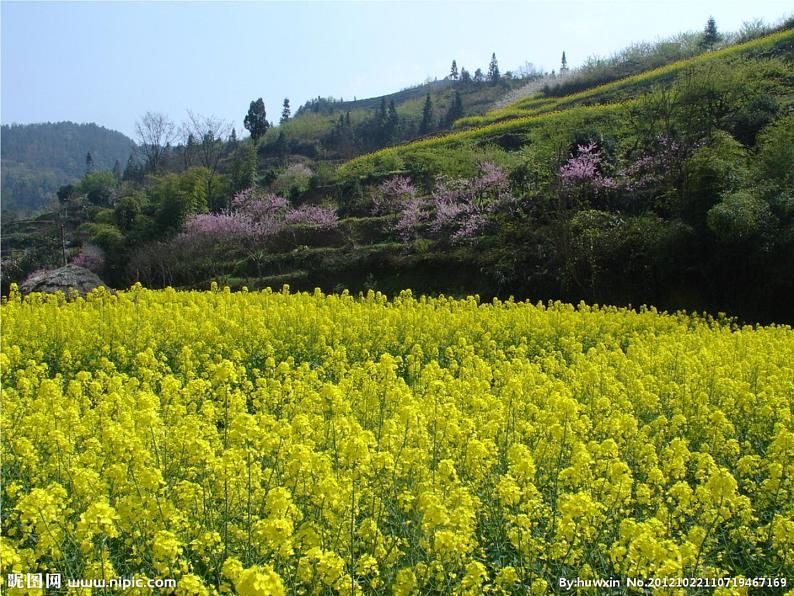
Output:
(184, 111), (231, 172)
(183, 111), (232, 207)
(135, 111), (177, 173)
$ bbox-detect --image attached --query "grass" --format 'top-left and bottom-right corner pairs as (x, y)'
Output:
(338, 102), (627, 178)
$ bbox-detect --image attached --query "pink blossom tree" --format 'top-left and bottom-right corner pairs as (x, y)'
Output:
(284, 205), (340, 229)
(559, 142), (616, 194)
(372, 176), (417, 215)
(618, 135), (683, 192)
(71, 243), (105, 273)
(430, 162), (514, 243)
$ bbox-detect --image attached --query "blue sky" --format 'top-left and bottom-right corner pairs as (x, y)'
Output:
(2, 1), (791, 139)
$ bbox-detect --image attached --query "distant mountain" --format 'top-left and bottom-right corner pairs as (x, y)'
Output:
(1, 122), (135, 212)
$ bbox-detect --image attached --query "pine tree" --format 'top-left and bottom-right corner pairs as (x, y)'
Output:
(378, 97), (387, 123)
(184, 133), (196, 170)
(281, 98), (291, 124)
(560, 51), (568, 74)
(699, 17), (722, 50)
(487, 53), (500, 84)
(85, 152), (94, 174)
(387, 100), (399, 138)
(244, 98), (269, 144)
(112, 159), (122, 180)
(419, 93), (433, 135)
(460, 68), (471, 83)
(474, 68), (484, 83)
(444, 91), (464, 126)
(450, 60), (459, 80)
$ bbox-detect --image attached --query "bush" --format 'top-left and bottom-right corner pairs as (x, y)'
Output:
(707, 190), (775, 244)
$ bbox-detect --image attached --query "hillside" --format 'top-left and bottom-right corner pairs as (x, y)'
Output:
(340, 28), (794, 178)
(258, 76), (527, 161)
(3, 24), (794, 325)
(1, 121), (135, 212)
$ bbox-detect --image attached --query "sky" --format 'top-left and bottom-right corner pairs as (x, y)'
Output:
(2, 1), (791, 139)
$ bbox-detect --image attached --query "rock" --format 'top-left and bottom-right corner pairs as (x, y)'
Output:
(19, 264), (107, 297)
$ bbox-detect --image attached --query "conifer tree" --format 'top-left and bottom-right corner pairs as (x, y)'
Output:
(85, 152), (94, 174)
(244, 98), (269, 144)
(699, 17), (722, 50)
(487, 53), (500, 84)
(419, 93), (433, 135)
(560, 51), (568, 74)
(450, 60), (459, 80)
(281, 98), (291, 124)
(378, 97), (387, 123)
(444, 91), (464, 126)
(387, 99), (399, 138)
(474, 68), (484, 83)
(460, 67), (471, 83)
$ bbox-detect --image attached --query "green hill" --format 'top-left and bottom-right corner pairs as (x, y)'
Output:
(339, 28), (794, 179)
(258, 77), (526, 161)
(1, 122), (135, 212)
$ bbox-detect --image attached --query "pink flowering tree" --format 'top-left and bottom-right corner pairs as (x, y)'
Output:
(618, 135), (685, 195)
(372, 175), (417, 215)
(180, 187), (340, 250)
(394, 199), (428, 242)
(284, 205), (339, 229)
(559, 142), (616, 207)
(71, 243), (105, 274)
(429, 162), (514, 244)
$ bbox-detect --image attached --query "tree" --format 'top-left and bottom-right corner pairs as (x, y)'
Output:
(80, 171), (119, 206)
(135, 111), (177, 173)
(560, 51), (569, 74)
(183, 111), (232, 208)
(419, 94), (434, 135)
(57, 184), (76, 213)
(487, 53), (500, 84)
(443, 91), (464, 127)
(153, 169), (209, 232)
(112, 159), (122, 180)
(231, 141), (257, 193)
(699, 17), (722, 51)
(450, 60), (459, 80)
(281, 98), (291, 124)
(378, 97), (387, 123)
(85, 152), (94, 174)
(182, 133), (196, 171)
(388, 100), (399, 129)
(474, 68), (484, 83)
(460, 68), (471, 83)
(244, 98), (269, 144)
(122, 154), (144, 182)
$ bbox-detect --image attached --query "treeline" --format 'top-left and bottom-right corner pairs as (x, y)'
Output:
(259, 52), (527, 160)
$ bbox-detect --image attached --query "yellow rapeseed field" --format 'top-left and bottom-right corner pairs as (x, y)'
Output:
(1, 284), (793, 594)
